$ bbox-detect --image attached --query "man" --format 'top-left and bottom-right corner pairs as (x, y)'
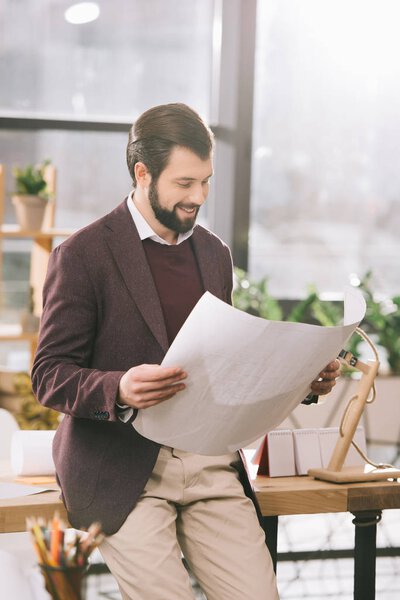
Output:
(32, 103), (340, 600)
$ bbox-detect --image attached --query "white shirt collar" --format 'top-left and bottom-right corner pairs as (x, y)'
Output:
(127, 192), (194, 246)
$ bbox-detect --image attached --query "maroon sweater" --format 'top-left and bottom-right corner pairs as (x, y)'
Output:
(142, 238), (205, 345)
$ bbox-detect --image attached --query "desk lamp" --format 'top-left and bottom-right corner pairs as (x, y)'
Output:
(308, 328), (400, 483)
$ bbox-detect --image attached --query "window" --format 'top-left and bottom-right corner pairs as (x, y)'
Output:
(0, 0), (214, 120)
(0, 0), (215, 227)
(251, 0), (400, 297)
(0, 0), (215, 333)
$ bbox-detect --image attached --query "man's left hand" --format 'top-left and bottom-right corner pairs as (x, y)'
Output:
(310, 359), (341, 396)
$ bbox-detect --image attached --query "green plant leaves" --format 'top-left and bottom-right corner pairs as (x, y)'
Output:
(13, 159), (51, 198)
(233, 268), (283, 320)
(232, 268), (400, 375)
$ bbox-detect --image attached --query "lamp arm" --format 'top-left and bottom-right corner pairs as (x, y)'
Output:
(338, 327), (379, 374)
(327, 327), (379, 472)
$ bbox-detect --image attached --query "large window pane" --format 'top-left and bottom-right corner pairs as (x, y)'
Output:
(0, 0), (214, 120)
(1, 129), (130, 228)
(0, 127), (210, 229)
(251, 0), (400, 297)
(0, 0), (214, 330)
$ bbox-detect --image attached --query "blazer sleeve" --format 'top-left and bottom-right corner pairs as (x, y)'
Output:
(31, 244), (124, 422)
(222, 242), (234, 306)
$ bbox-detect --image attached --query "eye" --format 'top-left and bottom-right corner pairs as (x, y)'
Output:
(177, 182), (191, 189)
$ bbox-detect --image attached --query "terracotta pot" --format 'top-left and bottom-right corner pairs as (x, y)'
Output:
(12, 194), (47, 230)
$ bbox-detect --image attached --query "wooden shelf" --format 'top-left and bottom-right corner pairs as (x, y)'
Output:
(0, 224), (75, 238)
(0, 164), (73, 365)
(0, 324), (38, 342)
(0, 324), (38, 369)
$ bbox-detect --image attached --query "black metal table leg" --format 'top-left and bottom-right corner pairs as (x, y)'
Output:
(261, 515), (278, 573)
(352, 510), (382, 600)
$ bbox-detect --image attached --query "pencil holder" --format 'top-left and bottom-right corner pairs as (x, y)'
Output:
(39, 563), (87, 600)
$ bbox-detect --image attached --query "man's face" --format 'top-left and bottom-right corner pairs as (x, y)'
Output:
(149, 146), (213, 234)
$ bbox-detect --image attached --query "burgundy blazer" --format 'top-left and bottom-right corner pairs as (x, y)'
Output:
(31, 200), (256, 534)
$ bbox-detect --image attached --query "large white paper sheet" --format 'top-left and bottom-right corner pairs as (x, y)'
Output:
(0, 482), (51, 500)
(133, 287), (365, 455)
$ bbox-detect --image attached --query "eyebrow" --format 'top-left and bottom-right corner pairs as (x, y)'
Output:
(173, 173), (213, 182)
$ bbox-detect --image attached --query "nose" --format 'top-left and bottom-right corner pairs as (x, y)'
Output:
(189, 183), (208, 206)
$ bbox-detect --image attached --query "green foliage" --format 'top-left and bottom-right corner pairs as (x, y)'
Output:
(13, 159), (51, 198)
(356, 271), (400, 375)
(13, 372), (60, 430)
(286, 285), (342, 327)
(233, 268), (283, 321)
(233, 267), (400, 375)
(233, 269), (341, 326)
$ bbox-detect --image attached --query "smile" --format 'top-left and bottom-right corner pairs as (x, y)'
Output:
(178, 206), (197, 214)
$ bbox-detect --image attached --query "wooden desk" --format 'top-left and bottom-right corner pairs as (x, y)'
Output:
(255, 474), (400, 516)
(0, 487), (66, 534)
(255, 475), (400, 600)
(1, 475), (399, 600)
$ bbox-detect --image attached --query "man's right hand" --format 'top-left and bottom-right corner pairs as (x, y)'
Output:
(118, 364), (187, 409)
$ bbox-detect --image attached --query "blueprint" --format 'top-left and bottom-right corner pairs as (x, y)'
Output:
(133, 288), (365, 455)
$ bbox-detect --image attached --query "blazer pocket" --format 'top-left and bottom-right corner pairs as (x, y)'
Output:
(53, 418), (110, 512)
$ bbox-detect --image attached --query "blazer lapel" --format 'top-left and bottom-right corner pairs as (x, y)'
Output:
(103, 201), (169, 353)
(191, 226), (222, 298)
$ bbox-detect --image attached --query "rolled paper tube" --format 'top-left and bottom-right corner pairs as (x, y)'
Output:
(10, 430), (56, 476)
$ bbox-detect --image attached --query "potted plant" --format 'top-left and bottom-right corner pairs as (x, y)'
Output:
(12, 159), (52, 230)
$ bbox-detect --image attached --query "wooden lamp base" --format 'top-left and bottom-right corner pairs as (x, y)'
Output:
(308, 464), (400, 483)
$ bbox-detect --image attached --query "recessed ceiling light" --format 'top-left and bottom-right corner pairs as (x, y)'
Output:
(65, 2), (100, 25)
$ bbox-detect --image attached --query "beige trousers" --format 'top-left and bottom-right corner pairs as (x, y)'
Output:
(100, 446), (279, 600)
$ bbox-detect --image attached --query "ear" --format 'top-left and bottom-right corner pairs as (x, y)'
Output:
(134, 162), (151, 187)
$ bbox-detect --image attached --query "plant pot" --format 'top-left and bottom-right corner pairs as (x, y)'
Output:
(12, 194), (47, 231)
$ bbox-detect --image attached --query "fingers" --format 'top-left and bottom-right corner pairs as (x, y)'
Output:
(132, 373), (187, 393)
(127, 384), (185, 409)
(118, 364), (187, 409)
(321, 358), (341, 375)
(134, 364), (187, 383)
(317, 359), (341, 380)
(310, 378), (337, 395)
(310, 359), (341, 395)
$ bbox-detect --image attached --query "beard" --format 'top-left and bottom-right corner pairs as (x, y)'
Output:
(149, 180), (199, 234)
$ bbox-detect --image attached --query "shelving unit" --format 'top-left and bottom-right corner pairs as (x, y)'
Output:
(0, 164), (74, 365)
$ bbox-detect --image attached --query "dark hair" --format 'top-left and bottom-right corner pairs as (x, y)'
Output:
(126, 103), (214, 187)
